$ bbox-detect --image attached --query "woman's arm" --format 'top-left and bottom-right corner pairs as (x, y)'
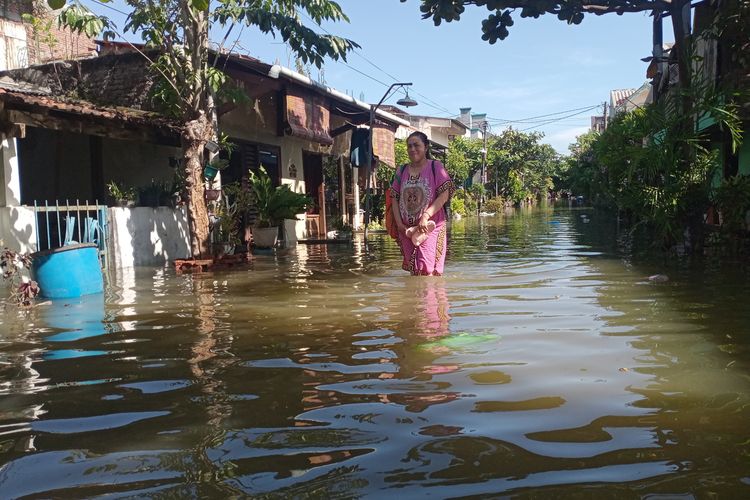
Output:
(419, 190), (450, 232)
(392, 192), (406, 233)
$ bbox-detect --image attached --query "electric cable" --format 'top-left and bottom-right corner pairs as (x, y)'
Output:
(486, 104), (601, 125)
(519, 106), (603, 132)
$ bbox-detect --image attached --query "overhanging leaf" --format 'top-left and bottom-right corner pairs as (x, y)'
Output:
(191, 0), (209, 11)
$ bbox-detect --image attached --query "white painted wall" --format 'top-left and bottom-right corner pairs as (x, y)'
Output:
(0, 206), (37, 253)
(108, 206), (191, 268)
(0, 138), (21, 207)
(0, 206), (190, 268)
(0, 18), (28, 212)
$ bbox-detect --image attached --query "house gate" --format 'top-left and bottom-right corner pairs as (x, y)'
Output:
(32, 200), (110, 269)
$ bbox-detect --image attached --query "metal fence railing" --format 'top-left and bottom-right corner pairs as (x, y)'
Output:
(32, 200), (109, 269)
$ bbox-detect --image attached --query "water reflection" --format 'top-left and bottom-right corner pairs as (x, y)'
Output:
(43, 294), (107, 343)
(1, 208), (749, 496)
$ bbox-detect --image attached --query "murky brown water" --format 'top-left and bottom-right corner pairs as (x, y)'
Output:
(1, 207), (750, 497)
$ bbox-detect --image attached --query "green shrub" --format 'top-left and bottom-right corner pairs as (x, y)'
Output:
(450, 196), (466, 216)
(484, 196), (505, 213)
(715, 174), (750, 233)
(248, 166), (311, 227)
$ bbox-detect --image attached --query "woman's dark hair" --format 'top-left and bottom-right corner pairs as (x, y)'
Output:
(407, 131), (431, 159)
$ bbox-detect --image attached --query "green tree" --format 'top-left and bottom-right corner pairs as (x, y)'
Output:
(445, 135), (482, 186)
(48, 0), (357, 257)
(376, 138), (407, 186)
(563, 79), (741, 250)
(486, 128), (560, 202)
(394, 137), (409, 167)
(562, 130), (602, 203)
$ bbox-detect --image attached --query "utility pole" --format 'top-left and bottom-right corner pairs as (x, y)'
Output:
(602, 101), (608, 130)
(480, 120), (488, 212)
(481, 121), (488, 183)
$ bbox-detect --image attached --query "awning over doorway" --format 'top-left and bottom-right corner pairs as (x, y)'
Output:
(284, 88), (333, 145)
(372, 123), (396, 168)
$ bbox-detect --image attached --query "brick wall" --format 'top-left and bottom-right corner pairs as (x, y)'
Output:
(24, 5), (97, 64)
(25, 22), (97, 64)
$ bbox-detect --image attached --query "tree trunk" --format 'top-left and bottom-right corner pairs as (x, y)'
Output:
(182, 113), (211, 258)
(177, 1), (212, 258)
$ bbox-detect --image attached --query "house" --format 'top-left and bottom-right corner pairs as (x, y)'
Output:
(611, 83), (652, 118)
(590, 115), (605, 133)
(381, 105), (468, 161)
(0, 43), (408, 267)
(1, 1), (96, 70)
(458, 107), (489, 140)
(649, 1), (749, 180)
(590, 82), (653, 132)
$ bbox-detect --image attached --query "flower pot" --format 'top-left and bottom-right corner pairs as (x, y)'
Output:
(204, 189), (221, 202)
(203, 164), (219, 181)
(253, 226), (278, 248)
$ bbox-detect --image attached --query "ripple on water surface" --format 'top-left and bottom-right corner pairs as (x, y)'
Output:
(1, 209), (749, 496)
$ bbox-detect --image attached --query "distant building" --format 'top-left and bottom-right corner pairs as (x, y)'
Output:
(590, 82), (653, 132)
(0, 2), (96, 71)
(380, 105), (468, 160)
(612, 82), (652, 117)
(590, 115), (605, 133)
(458, 107), (489, 139)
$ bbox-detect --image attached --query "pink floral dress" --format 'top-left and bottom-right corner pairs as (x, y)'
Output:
(390, 160), (455, 276)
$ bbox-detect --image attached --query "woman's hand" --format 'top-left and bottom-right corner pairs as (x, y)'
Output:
(418, 212), (431, 233)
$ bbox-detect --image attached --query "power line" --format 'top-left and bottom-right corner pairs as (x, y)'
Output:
(88, 3), (597, 131)
(519, 106), (602, 132)
(298, 10), (456, 117)
(485, 104), (601, 125)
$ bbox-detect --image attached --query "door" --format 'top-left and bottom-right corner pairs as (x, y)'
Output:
(303, 152), (323, 214)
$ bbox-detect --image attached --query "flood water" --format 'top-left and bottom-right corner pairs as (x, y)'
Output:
(1, 207), (750, 497)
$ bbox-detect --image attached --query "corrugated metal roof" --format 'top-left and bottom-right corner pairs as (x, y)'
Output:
(610, 88), (637, 108)
(0, 79), (51, 96)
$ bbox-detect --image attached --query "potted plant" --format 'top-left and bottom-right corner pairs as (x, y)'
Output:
(204, 158), (229, 202)
(203, 157), (230, 182)
(211, 207), (239, 257)
(107, 180), (137, 208)
(248, 166), (310, 248)
(137, 180), (174, 207)
(211, 182), (254, 256)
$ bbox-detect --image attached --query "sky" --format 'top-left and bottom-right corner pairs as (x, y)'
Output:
(86, 0), (669, 154)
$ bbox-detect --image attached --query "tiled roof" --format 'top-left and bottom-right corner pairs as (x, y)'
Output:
(0, 85), (181, 137)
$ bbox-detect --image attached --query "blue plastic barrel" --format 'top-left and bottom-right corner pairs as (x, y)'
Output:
(31, 243), (104, 298)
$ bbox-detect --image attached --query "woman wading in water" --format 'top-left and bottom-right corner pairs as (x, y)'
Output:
(390, 131), (455, 275)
